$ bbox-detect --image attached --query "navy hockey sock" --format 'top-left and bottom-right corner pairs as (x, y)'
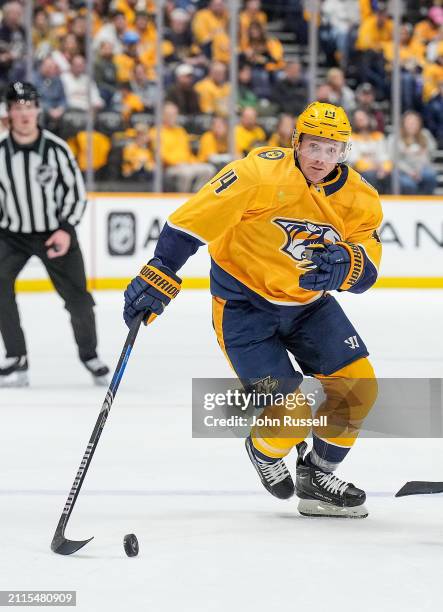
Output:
(310, 434), (351, 472)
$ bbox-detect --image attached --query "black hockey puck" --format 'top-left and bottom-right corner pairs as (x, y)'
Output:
(123, 533), (139, 557)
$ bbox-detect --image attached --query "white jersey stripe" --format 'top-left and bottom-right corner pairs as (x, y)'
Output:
(0, 130), (87, 234)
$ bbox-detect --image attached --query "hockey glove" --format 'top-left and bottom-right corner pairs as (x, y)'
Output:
(123, 258), (182, 328)
(299, 243), (364, 292)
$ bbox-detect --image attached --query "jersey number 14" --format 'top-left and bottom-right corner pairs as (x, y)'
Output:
(211, 169), (239, 194)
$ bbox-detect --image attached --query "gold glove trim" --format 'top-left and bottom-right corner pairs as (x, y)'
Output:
(139, 264), (181, 299)
(339, 242), (364, 290)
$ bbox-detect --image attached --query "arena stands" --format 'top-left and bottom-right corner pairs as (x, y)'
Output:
(0, 0), (442, 194)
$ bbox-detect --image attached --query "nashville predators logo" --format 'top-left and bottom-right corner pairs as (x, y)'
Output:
(273, 218), (341, 263)
(258, 149), (285, 160)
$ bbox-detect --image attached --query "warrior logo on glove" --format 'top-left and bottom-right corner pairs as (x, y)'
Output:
(273, 218), (340, 264)
(123, 258), (182, 328)
(139, 265), (181, 298)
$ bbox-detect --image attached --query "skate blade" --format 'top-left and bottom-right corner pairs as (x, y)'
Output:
(92, 374), (109, 387)
(0, 372), (29, 388)
(297, 498), (368, 519)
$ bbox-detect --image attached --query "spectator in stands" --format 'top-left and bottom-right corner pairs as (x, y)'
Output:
(138, 28), (175, 82)
(426, 32), (443, 65)
(195, 61), (230, 115)
(68, 129), (111, 174)
(152, 101), (215, 192)
(348, 109), (392, 194)
(413, 6), (443, 46)
(32, 7), (58, 61)
(355, 82), (385, 133)
(0, 1), (26, 86)
(61, 54), (104, 111)
(165, 8), (205, 73)
(382, 22), (425, 70)
(355, 1), (393, 52)
(114, 0), (139, 27)
(198, 115), (233, 168)
(320, 0), (360, 68)
(192, 0), (228, 55)
(94, 40), (118, 109)
(33, 56), (66, 131)
(238, 63), (258, 109)
(388, 111), (437, 195)
(47, 0), (70, 38)
(326, 68), (356, 115)
(211, 25), (231, 64)
(285, 0), (308, 46)
(239, 0), (267, 49)
(423, 50), (443, 103)
(92, 0), (108, 35)
(116, 81), (144, 122)
(52, 33), (80, 74)
(241, 21), (285, 74)
(94, 10), (127, 54)
(130, 62), (157, 112)
(424, 79), (443, 148)
(70, 15), (87, 50)
(133, 11), (156, 54)
(166, 8), (192, 57)
(166, 64), (201, 115)
(355, 1), (392, 98)
(382, 23), (424, 111)
(271, 61), (307, 116)
(114, 30), (139, 83)
(239, 21), (284, 99)
(122, 123), (154, 182)
(235, 106), (266, 156)
(315, 82), (334, 103)
(268, 114), (294, 148)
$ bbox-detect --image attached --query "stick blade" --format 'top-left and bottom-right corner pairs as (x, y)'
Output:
(395, 481), (443, 497)
(51, 534), (94, 555)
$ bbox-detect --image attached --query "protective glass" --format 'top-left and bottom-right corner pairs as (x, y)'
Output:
(297, 137), (350, 164)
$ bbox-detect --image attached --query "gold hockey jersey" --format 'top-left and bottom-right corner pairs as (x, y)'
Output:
(167, 146), (383, 305)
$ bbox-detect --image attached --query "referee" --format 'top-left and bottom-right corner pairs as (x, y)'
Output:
(0, 81), (109, 387)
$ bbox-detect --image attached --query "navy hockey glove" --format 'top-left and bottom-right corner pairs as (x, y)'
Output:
(123, 258), (182, 328)
(299, 243), (364, 292)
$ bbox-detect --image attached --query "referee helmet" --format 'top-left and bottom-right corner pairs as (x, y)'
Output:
(5, 81), (40, 108)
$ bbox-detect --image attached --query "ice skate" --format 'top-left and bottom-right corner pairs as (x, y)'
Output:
(0, 356), (29, 387)
(245, 435), (294, 499)
(295, 442), (368, 518)
(82, 357), (109, 387)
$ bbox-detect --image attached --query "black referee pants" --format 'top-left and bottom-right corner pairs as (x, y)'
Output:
(0, 229), (98, 362)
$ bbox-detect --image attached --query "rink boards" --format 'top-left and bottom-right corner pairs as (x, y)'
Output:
(15, 194), (443, 291)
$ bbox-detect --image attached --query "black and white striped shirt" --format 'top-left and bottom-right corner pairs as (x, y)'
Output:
(0, 129), (86, 234)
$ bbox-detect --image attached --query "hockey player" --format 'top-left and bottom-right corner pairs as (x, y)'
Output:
(123, 102), (382, 518)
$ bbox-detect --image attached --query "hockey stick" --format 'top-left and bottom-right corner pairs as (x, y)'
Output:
(50, 311), (145, 555)
(395, 481), (443, 497)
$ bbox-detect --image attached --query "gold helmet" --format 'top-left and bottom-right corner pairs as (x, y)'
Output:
(293, 102), (352, 162)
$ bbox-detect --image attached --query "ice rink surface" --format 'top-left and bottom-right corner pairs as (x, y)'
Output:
(1, 288), (443, 612)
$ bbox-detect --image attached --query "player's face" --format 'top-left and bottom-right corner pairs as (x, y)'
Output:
(9, 100), (39, 136)
(297, 135), (345, 184)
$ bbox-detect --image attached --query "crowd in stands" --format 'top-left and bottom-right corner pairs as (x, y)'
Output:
(0, 0), (442, 194)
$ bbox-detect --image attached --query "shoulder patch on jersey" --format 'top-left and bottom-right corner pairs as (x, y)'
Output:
(257, 149), (285, 160)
